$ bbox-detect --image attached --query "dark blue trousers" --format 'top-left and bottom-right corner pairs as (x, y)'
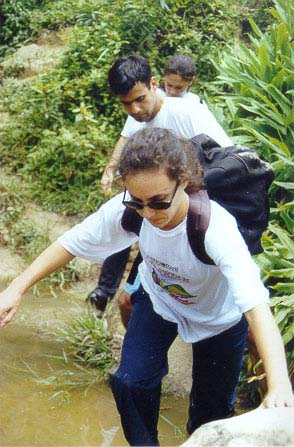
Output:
(110, 287), (248, 446)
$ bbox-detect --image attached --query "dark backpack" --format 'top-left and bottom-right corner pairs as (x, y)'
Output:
(121, 134), (274, 266)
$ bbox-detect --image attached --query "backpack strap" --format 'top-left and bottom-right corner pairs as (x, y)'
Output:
(187, 190), (215, 265)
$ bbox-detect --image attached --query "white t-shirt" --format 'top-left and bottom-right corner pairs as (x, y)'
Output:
(58, 193), (269, 343)
(121, 96), (232, 147)
(157, 88), (199, 101)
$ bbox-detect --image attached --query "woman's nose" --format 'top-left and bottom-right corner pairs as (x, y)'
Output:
(141, 206), (155, 219)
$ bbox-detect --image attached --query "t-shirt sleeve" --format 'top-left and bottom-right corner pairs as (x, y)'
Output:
(204, 201), (269, 313)
(58, 193), (139, 263)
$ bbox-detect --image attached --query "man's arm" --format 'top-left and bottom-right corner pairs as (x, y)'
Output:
(245, 303), (294, 408)
(0, 241), (74, 327)
(101, 135), (128, 195)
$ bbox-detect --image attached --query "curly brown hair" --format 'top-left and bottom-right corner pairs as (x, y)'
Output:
(119, 128), (204, 193)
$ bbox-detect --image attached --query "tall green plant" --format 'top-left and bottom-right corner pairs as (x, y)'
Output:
(212, 0), (294, 375)
(214, 1), (294, 159)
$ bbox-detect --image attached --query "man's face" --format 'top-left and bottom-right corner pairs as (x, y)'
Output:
(164, 73), (193, 97)
(118, 78), (160, 123)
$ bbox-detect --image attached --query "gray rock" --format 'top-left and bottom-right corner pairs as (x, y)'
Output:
(181, 408), (294, 447)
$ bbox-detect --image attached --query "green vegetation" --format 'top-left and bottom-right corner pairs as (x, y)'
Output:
(210, 0), (294, 378)
(51, 308), (118, 381)
(0, 0), (41, 56)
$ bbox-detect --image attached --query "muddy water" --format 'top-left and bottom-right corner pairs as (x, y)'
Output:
(0, 284), (188, 446)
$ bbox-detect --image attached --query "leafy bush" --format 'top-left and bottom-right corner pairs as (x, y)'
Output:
(0, 0), (42, 56)
(0, 0), (108, 57)
(73, 0), (241, 87)
(0, 71), (115, 212)
(24, 124), (108, 213)
(38, 0), (103, 29)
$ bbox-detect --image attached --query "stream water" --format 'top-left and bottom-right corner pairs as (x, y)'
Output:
(0, 284), (188, 446)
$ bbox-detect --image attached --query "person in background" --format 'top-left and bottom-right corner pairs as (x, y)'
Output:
(160, 53), (196, 98)
(0, 128), (293, 447)
(86, 54), (228, 320)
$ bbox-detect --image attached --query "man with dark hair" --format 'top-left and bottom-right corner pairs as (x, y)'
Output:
(108, 54), (153, 95)
(87, 54), (232, 316)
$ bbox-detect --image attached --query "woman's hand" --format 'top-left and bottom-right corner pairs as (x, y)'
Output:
(260, 383), (294, 409)
(0, 242), (75, 328)
(0, 286), (23, 327)
(245, 303), (294, 410)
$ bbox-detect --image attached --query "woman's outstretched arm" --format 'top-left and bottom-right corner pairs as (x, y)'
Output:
(0, 241), (74, 327)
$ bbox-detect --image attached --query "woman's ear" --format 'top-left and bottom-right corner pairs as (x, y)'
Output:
(180, 173), (191, 190)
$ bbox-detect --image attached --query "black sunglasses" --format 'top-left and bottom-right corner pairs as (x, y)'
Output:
(122, 181), (179, 211)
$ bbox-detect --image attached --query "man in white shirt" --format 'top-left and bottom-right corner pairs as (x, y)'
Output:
(87, 54), (232, 316)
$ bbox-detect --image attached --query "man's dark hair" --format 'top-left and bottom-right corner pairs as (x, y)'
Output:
(164, 54), (195, 82)
(108, 55), (152, 96)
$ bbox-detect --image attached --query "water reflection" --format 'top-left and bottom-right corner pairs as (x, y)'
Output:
(0, 286), (188, 446)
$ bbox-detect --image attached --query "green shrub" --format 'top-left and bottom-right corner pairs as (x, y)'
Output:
(38, 0), (103, 29)
(0, 0), (42, 56)
(0, 71), (116, 212)
(73, 0), (240, 87)
(24, 125), (108, 213)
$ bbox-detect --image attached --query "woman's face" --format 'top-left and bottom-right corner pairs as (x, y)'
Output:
(164, 73), (193, 97)
(123, 168), (188, 230)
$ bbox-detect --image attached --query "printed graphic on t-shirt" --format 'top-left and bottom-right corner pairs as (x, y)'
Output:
(152, 269), (195, 305)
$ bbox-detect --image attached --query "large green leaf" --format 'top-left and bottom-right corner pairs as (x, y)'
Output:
(274, 181), (294, 190)
(270, 294), (294, 306)
(282, 325), (294, 345)
(271, 283), (294, 293)
(269, 223), (294, 253)
(275, 307), (291, 325)
(276, 23), (291, 56)
(268, 268), (294, 279)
